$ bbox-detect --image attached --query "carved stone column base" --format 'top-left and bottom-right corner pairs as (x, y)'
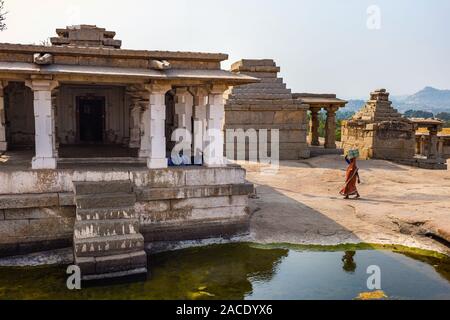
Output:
(147, 157), (168, 169)
(32, 157), (57, 169)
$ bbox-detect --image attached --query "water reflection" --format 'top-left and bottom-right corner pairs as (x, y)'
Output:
(0, 243), (449, 300)
(342, 251), (357, 273)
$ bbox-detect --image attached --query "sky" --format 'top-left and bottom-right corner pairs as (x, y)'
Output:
(1, 0), (450, 99)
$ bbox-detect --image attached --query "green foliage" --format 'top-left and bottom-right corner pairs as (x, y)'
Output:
(404, 109), (434, 119)
(307, 111), (343, 141)
(436, 112), (450, 121)
(0, 0), (6, 31)
(336, 110), (355, 120)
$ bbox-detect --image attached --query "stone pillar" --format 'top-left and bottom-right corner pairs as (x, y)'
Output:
(141, 84), (171, 169)
(415, 135), (421, 155)
(428, 127), (439, 159)
(51, 88), (59, 157)
(25, 79), (59, 169)
(438, 137), (444, 158)
(129, 97), (142, 149)
(204, 85), (227, 167)
(190, 87), (208, 165)
(420, 135), (427, 156)
(0, 81), (8, 152)
(309, 108), (320, 146)
(324, 106), (337, 149)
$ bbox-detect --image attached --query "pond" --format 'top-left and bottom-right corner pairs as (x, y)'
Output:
(1, 243), (450, 300)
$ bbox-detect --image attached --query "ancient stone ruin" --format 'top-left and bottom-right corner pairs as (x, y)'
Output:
(0, 25), (257, 281)
(224, 59), (310, 160)
(341, 89), (416, 161)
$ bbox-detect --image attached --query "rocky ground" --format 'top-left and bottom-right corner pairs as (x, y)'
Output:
(244, 155), (450, 255)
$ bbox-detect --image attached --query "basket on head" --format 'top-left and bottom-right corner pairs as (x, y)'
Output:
(347, 149), (360, 160)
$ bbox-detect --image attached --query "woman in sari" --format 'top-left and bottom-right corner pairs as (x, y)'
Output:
(340, 155), (361, 199)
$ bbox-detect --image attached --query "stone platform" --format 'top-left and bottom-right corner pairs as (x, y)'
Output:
(0, 151), (254, 261)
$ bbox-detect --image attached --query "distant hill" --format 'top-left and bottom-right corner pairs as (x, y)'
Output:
(345, 99), (365, 112)
(344, 87), (450, 114)
(395, 87), (450, 113)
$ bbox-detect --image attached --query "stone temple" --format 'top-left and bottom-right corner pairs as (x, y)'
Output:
(341, 88), (448, 169)
(224, 59), (348, 161)
(341, 89), (416, 161)
(224, 59), (310, 160)
(0, 25), (257, 280)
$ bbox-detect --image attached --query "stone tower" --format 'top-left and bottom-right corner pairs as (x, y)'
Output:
(224, 59), (310, 161)
(341, 89), (416, 160)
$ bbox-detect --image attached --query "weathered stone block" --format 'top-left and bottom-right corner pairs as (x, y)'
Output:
(132, 169), (185, 188)
(185, 168), (215, 186)
(0, 193), (59, 210)
(171, 195), (248, 211)
(27, 218), (75, 239)
(58, 193), (75, 206)
(135, 201), (170, 213)
(4, 207), (75, 220)
(0, 220), (29, 241)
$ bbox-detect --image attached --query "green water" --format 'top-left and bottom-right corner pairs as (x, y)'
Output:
(1, 243), (450, 300)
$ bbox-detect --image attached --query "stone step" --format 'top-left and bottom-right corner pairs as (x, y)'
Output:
(76, 206), (137, 221)
(76, 250), (147, 276)
(74, 233), (145, 257)
(259, 78), (284, 83)
(231, 59), (276, 70)
(237, 82), (286, 89)
(229, 93), (293, 100)
(234, 66), (280, 73)
(74, 218), (139, 239)
(75, 193), (136, 209)
(73, 180), (133, 195)
(82, 267), (148, 281)
(238, 71), (277, 78)
(231, 88), (291, 94)
(226, 98), (296, 106)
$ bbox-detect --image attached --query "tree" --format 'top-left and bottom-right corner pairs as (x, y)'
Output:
(0, 0), (6, 31)
(403, 109), (434, 119)
(436, 112), (450, 121)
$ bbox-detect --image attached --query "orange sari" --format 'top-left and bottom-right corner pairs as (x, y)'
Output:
(340, 159), (359, 197)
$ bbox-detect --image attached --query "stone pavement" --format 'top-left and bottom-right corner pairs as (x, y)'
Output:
(244, 155), (450, 255)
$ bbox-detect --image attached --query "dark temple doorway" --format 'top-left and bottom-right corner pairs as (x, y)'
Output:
(77, 96), (105, 143)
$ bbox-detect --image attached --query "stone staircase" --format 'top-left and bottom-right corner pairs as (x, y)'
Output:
(73, 180), (147, 281)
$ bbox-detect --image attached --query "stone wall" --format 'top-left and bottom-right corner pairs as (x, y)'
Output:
(4, 82), (34, 146)
(224, 59), (310, 161)
(0, 194), (75, 256)
(0, 166), (253, 257)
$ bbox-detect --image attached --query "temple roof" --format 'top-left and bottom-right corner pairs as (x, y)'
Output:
(293, 94), (347, 105)
(0, 61), (257, 84)
(0, 43), (229, 62)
